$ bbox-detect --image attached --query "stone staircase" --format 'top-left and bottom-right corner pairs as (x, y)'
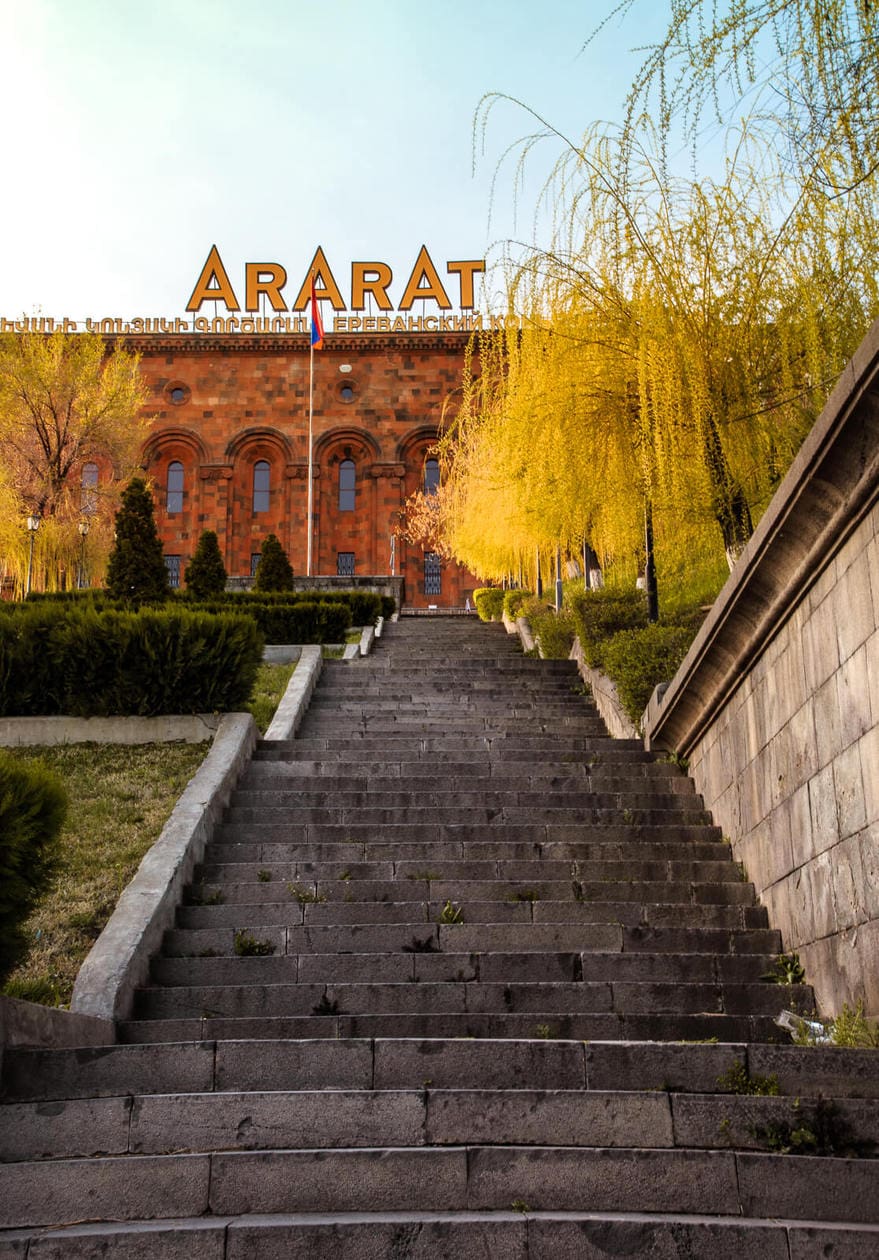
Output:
(2, 616), (878, 1256)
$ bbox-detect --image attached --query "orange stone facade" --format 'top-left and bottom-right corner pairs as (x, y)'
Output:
(129, 332), (477, 608)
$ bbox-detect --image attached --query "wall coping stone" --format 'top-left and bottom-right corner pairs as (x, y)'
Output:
(0, 995), (112, 1052)
(644, 313), (879, 756)
(0, 714), (221, 747)
(69, 712), (258, 1024)
(264, 646), (322, 741)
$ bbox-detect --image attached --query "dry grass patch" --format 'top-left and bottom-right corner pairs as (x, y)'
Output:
(1, 742), (208, 1006)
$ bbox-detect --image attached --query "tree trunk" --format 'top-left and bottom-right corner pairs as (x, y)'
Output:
(703, 413), (753, 568)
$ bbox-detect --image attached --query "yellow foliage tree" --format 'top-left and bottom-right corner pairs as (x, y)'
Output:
(0, 329), (150, 595)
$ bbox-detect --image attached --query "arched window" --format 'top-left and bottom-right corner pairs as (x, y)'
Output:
(339, 459), (355, 511)
(253, 460), (270, 513)
(166, 461), (184, 514)
(424, 458), (440, 496)
(80, 462), (98, 514)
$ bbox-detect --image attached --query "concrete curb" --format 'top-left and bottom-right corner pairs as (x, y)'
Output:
(359, 625), (376, 657)
(69, 712), (259, 1025)
(0, 714), (222, 747)
(264, 646), (322, 741)
(0, 995), (112, 1056)
(515, 616), (536, 653)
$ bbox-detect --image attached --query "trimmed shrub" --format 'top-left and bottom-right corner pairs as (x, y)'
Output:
(380, 594), (397, 619)
(568, 587), (648, 668)
(473, 588), (504, 621)
(184, 530), (228, 599)
(0, 605), (263, 716)
(106, 477), (170, 603)
(529, 606), (576, 659)
(253, 534), (294, 592)
(503, 589), (533, 618)
(601, 622), (695, 728)
(0, 752), (67, 980)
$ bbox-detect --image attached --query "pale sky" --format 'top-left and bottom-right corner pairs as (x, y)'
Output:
(0, 0), (671, 321)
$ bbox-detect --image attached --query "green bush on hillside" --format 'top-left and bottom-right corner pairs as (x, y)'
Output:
(568, 587), (648, 668)
(0, 752), (67, 981)
(503, 589), (533, 618)
(473, 588), (504, 621)
(601, 622), (695, 728)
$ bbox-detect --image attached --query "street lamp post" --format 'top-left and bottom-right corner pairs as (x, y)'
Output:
(78, 518), (90, 588)
(25, 514), (40, 597)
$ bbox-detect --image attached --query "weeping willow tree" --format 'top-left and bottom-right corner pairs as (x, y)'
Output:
(437, 109), (878, 599)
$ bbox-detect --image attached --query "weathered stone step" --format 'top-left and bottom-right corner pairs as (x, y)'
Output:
(194, 857), (739, 885)
(196, 851), (730, 882)
(162, 921), (781, 956)
(241, 760), (689, 784)
(130, 977), (812, 1022)
(185, 877), (753, 908)
(223, 805), (714, 827)
(149, 949), (783, 988)
(3, 1145), (876, 1229)
(229, 788), (702, 813)
(6, 1210), (879, 1259)
(5, 1087), (878, 1164)
(10, 1039), (876, 1104)
(210, 822), (727, 850)
(118, 1010), (781, 1044)
(255, 738), (650, 758)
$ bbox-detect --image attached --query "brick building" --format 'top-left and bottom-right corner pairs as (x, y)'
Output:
(129, 331), (476, 608)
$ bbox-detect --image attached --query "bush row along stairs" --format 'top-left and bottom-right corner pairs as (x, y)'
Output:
(1, 616), (878, 1256)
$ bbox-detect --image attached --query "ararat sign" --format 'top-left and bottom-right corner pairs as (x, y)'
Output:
(187, 244), (485, 314)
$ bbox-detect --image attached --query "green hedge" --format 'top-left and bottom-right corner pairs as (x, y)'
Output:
(503, 589), (532, 618)
(0, 752), (67, 980)
(568, 587), (648, 668)
(601, 622), (695, 727)
(0, 606), (264, 716)
(473, 588), (505, 621)
(188, 599), (352, 644)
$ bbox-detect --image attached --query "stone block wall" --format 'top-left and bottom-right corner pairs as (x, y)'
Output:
(645, 317), (879, 1020)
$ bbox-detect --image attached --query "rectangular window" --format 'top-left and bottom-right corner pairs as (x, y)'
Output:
(337, 552), (355, 577)
(424, 551), (442, 596)
(164, 555), (181, 589)
(251, 552), (262, 577)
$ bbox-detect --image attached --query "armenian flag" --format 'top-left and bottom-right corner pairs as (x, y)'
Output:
(310, 277), (324, 350)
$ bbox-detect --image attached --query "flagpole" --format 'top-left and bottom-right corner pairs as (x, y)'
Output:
(307, 331), (314, 578)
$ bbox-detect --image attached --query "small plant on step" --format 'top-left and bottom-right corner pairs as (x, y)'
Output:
(402, 934), (439, 953)
(509, 888), (540, 903)
(716, 1060), (779, 1096)
(233, 930), (276, 957)
(511, 1200), (530, 1214)
(407, 870), (441, 881)
(191, 887), (225, 906)
(287, 881), (327, 904)
(751, 1097), (873, 1158)
(257, 869), (272, 883)
(312, 993), (341, 1016)
(535, 1023), (556, 1039)
(438, 899), (464, 924)
(762, 952), (806, 985)
(828, 1000), (879, 1049)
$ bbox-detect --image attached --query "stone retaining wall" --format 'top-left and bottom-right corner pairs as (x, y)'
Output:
(644, 316), (879, 1020)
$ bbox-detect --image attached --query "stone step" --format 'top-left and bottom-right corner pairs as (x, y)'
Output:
(5, 1211), (879, 1259)
(228, 789), (703, 812)
(195, 851), (735, 882)
(130, 978), (812, 1022)
(193, 857), (741, 885)
(117, 1010), (780, 1044)
(184, 878), (754, 908)
(210, 822), (727, 849)
(255, 739), (651, 758)
(9, 1039), (878, 1102)
(3, 1145), (877, 1230)
(240, 761), (689, 784)
(222, 806), (714, 827)
(5, 1087), (878, 1165)
(148, 950), (783, 988)
(162, 922), (781, 956)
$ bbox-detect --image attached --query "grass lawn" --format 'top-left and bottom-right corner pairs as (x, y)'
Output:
(1, 660), (297, 1006)
(1, 742), (209, 1007)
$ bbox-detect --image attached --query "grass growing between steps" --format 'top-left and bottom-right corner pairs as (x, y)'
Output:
(244, 661), (297, 734)
(1, 742), (208, 1007)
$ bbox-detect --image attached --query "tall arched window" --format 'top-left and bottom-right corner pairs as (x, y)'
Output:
(166, 461), (184, 514)
(81, 462), (98, 514)
(424, 458), (440, 496)
(339, 459), (355, 511)
(253, 460), (270, 513)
